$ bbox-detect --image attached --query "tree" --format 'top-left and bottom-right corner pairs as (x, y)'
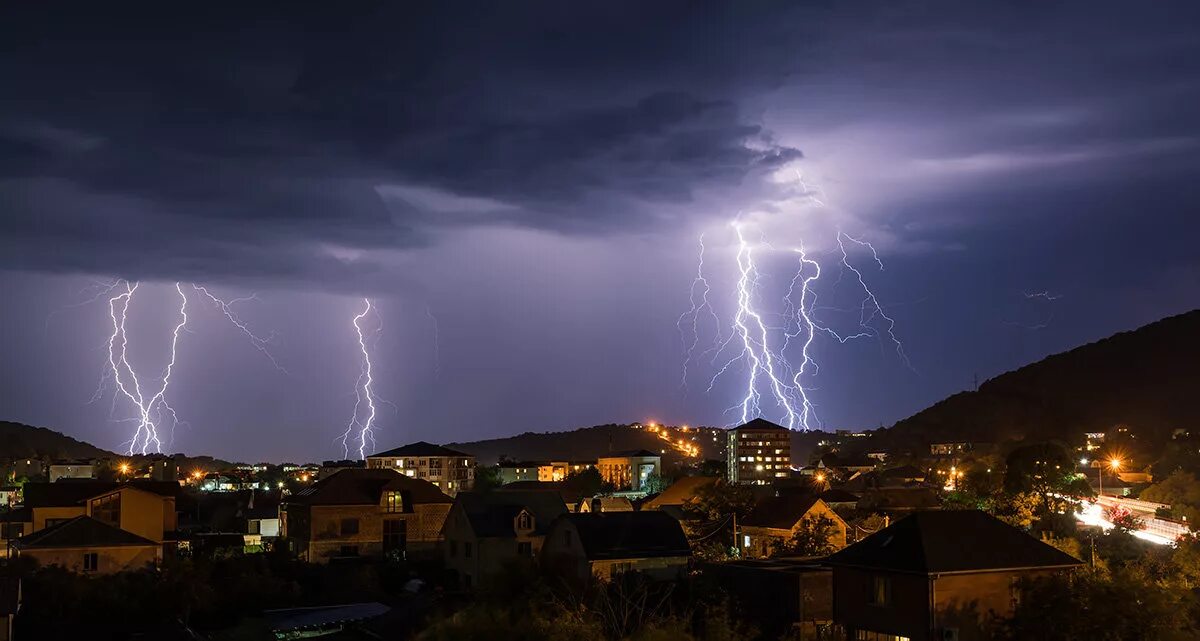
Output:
(992, 491), (1039, 530)
(1004, 442), (1076, 513)
(771, 514), (841, 557)
(474, 464), (503, 492)
(1141, 470), (1200, 523)
(682, 480), (754, 522)
(564, 467), (607, 497)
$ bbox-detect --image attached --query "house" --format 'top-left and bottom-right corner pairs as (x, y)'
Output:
(282, 468), (452, 563)
(21, 480), (180, 542)
(47, 460), (95, 482)
(642, 475), (719, 520)
(541, 511), (692, 582)
(929, 442), (974, 457)
(245, 491), (281, 538)
(596, 450), (661, 492)
(0, 487), (18, 507)
(12, 516), (161, 574)
(739, 496), (847, 558)
(827, 510), (1084, 641)
(0, 576), (17, 641)
(497, 461), (540, 485)
(879, 465), (927, 486)
(727, 418), (792, 484)
(365, 442), (475, 496)
(442, 490), (568, 589)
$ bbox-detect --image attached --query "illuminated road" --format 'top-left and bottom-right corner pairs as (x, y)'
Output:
(1074, 496), (1189, 546)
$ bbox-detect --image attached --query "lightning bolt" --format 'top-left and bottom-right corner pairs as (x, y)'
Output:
(834, 232), (913, 370)
(339, 298), (380, 459)
(677, 233), (722, 390)
(103, 281), (188, 455)
(191, 285), (288, 374)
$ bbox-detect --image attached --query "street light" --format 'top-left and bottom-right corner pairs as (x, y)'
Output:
(1100, 458), (1121, 497)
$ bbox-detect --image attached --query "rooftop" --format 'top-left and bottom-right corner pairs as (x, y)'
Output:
(287, 468), (451, 507)
(560, 511), (691, 560)
(454, 490), (568, 537)
(16, 515), (157, 549)
(827, 510), (1084, 574)
(728, 418), (790, 432)
(742, 495), (825, 529)
(368, 441), (471, 458)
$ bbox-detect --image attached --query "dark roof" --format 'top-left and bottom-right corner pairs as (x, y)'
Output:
(498, 480), (584, 506)
(16, 516), (157, 549)
(742, 495), (824, 529)
(368, 441), (470, 458)
(454, 490), (568, 537)
(858, 487), (941, 510)
(602, 449), (659, 458)
(728, 418), (790, 432)
(880, 465), (926, 479)
(818, 489), (861, 503)
(826, 510), (1084, 574)
(22, 480), (180, 507)
(287, 468), (451, 507)
(560, 511), (691, 560)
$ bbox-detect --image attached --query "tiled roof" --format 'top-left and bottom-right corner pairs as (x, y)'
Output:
(561, 511), (691, 560)
(368, 441), (471, 458)
(287, 468), (451, 507)
(727, 418), (790, 432)
(826, 510), (1084, 574)
(742, 495), (824, 529)
(454, 490), (568, 537)
(16, 516), (157, 549)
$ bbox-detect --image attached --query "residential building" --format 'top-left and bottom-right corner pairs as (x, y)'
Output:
(537, 461), (593, 482)
(497, 462), (540, 485)
(642, 476), (718, 515)
(48, 460), (95, 482)
(442, 490), (568, 589)
(12, 516), (161, 574)
(21, 480), (179, 542)
(281, 468), (452, 563)
(727, 418), (792, 484)
(827, 510), (1083, 641)
(704, 559), (832, 640)
(541, 511), (692, 582)
(740, 496), (847, 558)
(596, 450), (661, 491)
(366, 442), (475, 496)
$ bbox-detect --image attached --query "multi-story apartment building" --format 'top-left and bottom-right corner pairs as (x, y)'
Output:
(727, 418), (792, 484)
(365, 442), (475, 496)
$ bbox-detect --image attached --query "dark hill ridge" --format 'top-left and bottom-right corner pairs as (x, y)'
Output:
(444, 423), (699, 466)
(0, 420), (116, 460)
(879, 309), (1200, 450)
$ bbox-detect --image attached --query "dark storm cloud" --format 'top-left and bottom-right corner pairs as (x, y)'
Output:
(0, 2), (806, 285)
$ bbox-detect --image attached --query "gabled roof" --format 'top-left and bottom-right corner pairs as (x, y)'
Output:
(23, 480), (180, 508)
(287, 468), (451, 507)
(728, 418), (789, 432)
(826, 510), (1083, 574)
(643, 476), (719, 509)
(454, 490), (568, 537)
(559, 511), (691, 560)
(742, 495), (827, 529)
(368, 441), (471, 458)
(16, 516), (157, 549)
(499, 480), (584, 506)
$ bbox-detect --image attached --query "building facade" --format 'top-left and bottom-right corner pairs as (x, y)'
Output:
(541, 511), (692, 582)
(365, 442), (475, 496)
(282, 468), (452, 563)
(727, 418), (792, 484)
(739, 496), (847, 559)
(596, 450), (660, 491)
(442, 490), (568, 589)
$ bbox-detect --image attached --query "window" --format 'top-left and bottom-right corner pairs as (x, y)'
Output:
(383, 519), (407, 553)
(340, 518), (360, 536)
(464, 542), (473, 558)
(384, 490), (403, 513)
(83, 552), (98, 572)
(517, 512), (533, 530)
(90, 492), (122, 528)
(248, 520), (261, 534)
(869, 576), (892, 606)
(517, 541), (532, 556)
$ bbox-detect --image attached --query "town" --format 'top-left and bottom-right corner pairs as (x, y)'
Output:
(3, 401), (1200, 639)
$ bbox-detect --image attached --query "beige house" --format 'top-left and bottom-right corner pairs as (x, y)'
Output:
(282, 468), (452, 563)
(739, 495), (847, 558)
(365, 442), (475, 496)
(442, 490), (568, 589)
(541, 511), (692, 582)
(13, 516), (160, 574)
(596, 450), (660, 491)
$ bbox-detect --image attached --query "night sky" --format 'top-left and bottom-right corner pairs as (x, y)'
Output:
(1, 3), (1198, 462)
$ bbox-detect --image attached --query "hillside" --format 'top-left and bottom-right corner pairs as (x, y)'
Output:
(876, 309), (1200, 452)
(0, 420), (117, 460)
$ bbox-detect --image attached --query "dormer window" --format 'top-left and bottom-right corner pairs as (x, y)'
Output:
(384, 490), (403, 513)
(517, 512), (533, 530)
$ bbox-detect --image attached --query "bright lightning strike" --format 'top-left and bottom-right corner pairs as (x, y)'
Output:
(678, 233), (722, 391)
(339, 298), (381, 460)
(104, 281), (188, 455)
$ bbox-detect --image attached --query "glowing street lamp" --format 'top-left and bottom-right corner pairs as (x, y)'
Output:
(118, 463), (130, 476)
(1100, 458), (1122, 496)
